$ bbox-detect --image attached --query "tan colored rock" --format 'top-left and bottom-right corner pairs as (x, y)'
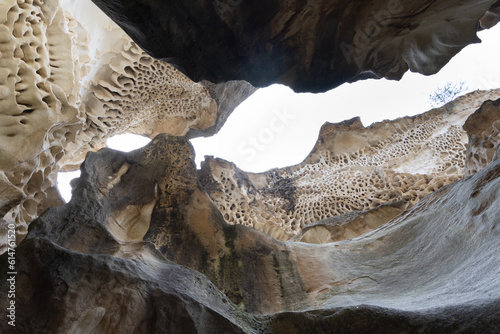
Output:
(0, 0), (80, 252)
(293, 201), (409, 244)
(463, 98), (500, 176)
(199, 89), (500, 240)
(0, 1), (254, 252)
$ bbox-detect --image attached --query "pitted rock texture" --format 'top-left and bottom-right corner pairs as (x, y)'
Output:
(464, 98), (500, 176)
(0, 0), (80, 253)
(92, 0), (498, 92)
(0, 0), (254, 252)
(2, 134), (500, 333)
(199, 90), (500, 240)
(59, 0), (255, 169)
(292, 201), (409, 244)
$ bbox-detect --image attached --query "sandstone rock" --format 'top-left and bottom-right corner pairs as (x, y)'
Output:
(2, 1), (500, 332)
(480, 0), (500, 28)
(292, 201), (409, 244)
(199, 89), (500, 241)
(0, 0), (255, 250)
(0, 0), (81, 253)
(464, 98), (500, 175)
(0, 237), (259, 334)
(2, 134), (500, 332)
(91, 0), (498, 92)
(59, 0), (254, 169)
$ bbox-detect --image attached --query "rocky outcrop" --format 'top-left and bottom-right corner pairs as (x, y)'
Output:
(3, 134), (500, 332)
(59, 0), (256, 169)
(198, 89), (500, 241)
(1, 1), (500, 332)
(463, 98), (500, 176)
(91, 0), (499, 92)
(0, 0), (254, 251)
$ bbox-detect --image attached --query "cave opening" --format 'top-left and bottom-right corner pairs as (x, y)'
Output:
(5, 0), (500, 331)
(192, 24), (500, 172)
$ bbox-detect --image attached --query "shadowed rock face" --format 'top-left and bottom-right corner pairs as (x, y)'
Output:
(91, 0), (498, 92)
(2, 134), (500, 333)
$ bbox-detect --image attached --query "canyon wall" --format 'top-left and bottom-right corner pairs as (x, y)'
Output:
(0, 0), (500, 332)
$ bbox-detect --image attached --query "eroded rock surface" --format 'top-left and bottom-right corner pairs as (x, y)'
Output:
(199, 89), (500, 240)
(1, 1), (500, 332)
(292, 201), (409, 244)
(92, 0), (498, 92)
(464, 97), (500, 176)
(0, 0), (254, 251)
(2, 134), (500, 333)
(0, 0), (80, 251)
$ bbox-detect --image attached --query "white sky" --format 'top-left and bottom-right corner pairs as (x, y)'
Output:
(58, 24), (500, 202)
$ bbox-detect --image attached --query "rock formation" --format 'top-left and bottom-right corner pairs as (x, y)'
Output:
(1, 0), (500, 332)
(198, 89), (500, 241)
(3, 130), (500, 332)
(92, 0), (499, 92)
(0, 0), (254, 252)
(463, 97), (500, 175)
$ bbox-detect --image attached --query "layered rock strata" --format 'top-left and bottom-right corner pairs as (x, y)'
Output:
(2, 134), (500, 332)
(92, 0), (499, 92)
(199, 89), (500, 241)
